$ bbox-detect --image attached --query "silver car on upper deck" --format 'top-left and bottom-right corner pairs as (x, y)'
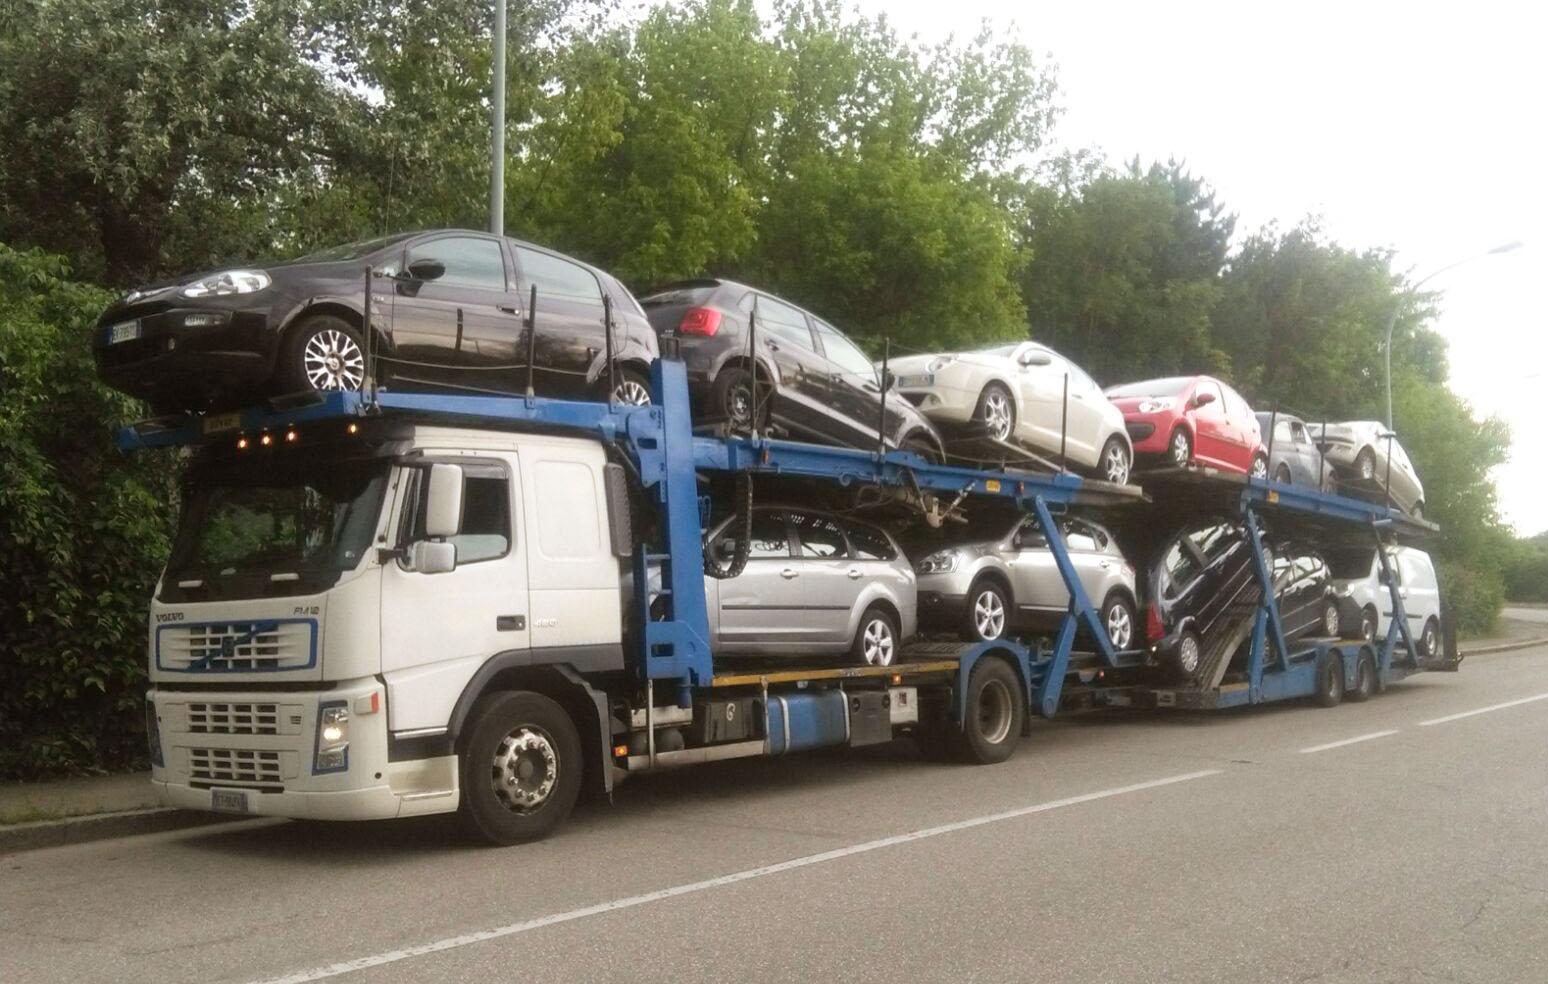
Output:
(912, 515), (1138, 649)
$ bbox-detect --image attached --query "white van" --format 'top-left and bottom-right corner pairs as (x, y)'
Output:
(1328, 545), (1441, 657)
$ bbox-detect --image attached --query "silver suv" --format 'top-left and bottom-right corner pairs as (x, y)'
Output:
(701, 507), (917, 666)
(914, 515), (1138, 648)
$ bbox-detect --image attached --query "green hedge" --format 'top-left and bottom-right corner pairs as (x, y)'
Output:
(1437, 558), (1503, 639)
(0, 244), (175, 779)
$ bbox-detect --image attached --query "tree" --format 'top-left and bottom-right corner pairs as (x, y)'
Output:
(1019, 160), (1234, 384)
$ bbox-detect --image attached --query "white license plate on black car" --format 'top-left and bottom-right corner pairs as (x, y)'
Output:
(210, 788), (251, 814)
(106, 320), (141, 345)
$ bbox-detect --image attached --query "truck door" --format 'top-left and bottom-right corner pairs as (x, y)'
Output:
(380, 457), (529, 734)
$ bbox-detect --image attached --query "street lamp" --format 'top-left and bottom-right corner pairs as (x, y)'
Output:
(490, 0), (506, 236)
(1384, 240), (1522, 428)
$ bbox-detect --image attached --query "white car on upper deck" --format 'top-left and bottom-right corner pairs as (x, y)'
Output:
(887, 341), (1132, 484)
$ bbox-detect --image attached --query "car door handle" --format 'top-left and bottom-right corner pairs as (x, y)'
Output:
(765, 339), (781, 352)
(497, 305), (521, 315)
(496, 615), (526, 631)
(847, 568), (862, 580)
(781, 568), (799, 580)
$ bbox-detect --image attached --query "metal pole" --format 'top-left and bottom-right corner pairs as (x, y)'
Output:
(1059, 373), (1068, 473)
(362, 265), (377, 406)
(746, 302), (759, 438)
(524, 285), (537, 399)
(1318, 417), (1327, 493)
(1382, 302), (1400, 430)
(1265, 409), (1278, 484)
(489, 0), (506, 235)
(604, 294), (615, 406)
(876, 338), (889, 459)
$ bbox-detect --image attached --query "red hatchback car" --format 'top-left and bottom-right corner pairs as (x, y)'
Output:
(1104, 375), (1267, 477)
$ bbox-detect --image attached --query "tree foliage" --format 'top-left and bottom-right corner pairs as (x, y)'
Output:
(0, 245), (175, 778)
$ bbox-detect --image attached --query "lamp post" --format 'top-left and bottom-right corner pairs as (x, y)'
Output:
(489, 0), (506, 235)
(1384, 240), (1522, 428)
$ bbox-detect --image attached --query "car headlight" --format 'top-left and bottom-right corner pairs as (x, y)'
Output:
(313, 702), (350, 774)
(926, 355), (955, 373)
(915, 550), (961, 574)
(180, 269), (271, 299)
(1137, 399), (1174, 413)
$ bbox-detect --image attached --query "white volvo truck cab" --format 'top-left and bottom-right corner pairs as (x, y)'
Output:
(147, 421), (632, 841)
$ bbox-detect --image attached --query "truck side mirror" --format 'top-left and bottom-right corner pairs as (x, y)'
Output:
(409, 540), (457, 575)
(424, 463), (464, 538)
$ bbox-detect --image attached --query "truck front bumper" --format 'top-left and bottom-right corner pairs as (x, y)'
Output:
(148, 678), (459, 822)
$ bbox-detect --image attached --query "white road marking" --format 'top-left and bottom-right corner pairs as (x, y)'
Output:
(1298, 730), (1400, 754)
(248, 769), (1223, 984)
(1417, 691), (1548, 727)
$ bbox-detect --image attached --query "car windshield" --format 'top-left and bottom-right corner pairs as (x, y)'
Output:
(167, 456), (389, 580)
(1106, 377), (1193, 398)
(286, 233), (417, 264)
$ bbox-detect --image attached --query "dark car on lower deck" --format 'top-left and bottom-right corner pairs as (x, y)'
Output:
(93, 230), (657, 412)
(639, 278), (945, 459)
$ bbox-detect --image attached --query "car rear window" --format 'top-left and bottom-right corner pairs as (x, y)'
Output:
(639, 285), (717, 308)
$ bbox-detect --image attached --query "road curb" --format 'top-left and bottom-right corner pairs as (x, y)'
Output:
(0, 807), (246, 855)
(1458, 636), (1548, 658)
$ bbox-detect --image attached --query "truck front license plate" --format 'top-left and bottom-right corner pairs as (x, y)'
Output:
(210, 788), (251, 814)
(106, 320), (141, 345)
(202, 412), (241, 435)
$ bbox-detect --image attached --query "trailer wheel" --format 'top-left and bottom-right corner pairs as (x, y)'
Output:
(1314, 653), (1345, 707)
(1347, 651), (1376, 702)
(457, 691), (582, 845)
(951, 657), (1025, 765)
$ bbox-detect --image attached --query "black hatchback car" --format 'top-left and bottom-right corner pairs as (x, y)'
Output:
(1146, 520), (1339, 683)
(92, 230), (658, 412)
(639, 279), (945, 460)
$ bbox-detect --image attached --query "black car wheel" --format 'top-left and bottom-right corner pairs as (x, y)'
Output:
(949, 657), (1025, 765)
(1347, 652), (1376, 702)
(1420, 617), (1440, 660)
(1361, 605), (1379, 645)
(901, 432), (945, 464)
(1314, 653), (1345, 707)
(1169, 427), (1192, 467)
(975, 383), (1015, 442)
(1275, 463), (1292, 484)
(281, 314), (368, 394)
(1320, 599), (1341, 638)
(1174, 629), (1203, 681)
(712, 364), (770, 430)
(457, 691), (582, 845)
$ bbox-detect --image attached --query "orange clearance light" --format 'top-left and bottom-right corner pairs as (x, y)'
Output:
(613, 744), (630, 758)
(891, 674), (902, 685)
(236, 436), (249, 450)
(259, 432), (273, 447)
(284, 428), (298, 443)
(347, 422), (360, 435)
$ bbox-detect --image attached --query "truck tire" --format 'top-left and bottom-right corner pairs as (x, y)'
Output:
(457, 691), (583, 845)
(1314, 653), (1345, 707)
(1347, 651), (1376, 702)
(950, 657), (1024, 765)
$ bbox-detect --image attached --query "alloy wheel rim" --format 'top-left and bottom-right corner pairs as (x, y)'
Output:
(982, 392), (1012, 441)
(1179, 636), (1200, 674)
(1324, 603), (1339, 637)
(1105, 444), (1129, 484)
(1107, 605), (1132, 649)
(974, 590), (1005, 639)
(1360, 454), (1375, 480)
(614, 379), (651, 406)
(1251, 457), (1268, 479)
(862, 619), (895, 666)
(490, 726), (558, 814)
(1171, 432), (1190, 465)
(302, 329), (366, 391)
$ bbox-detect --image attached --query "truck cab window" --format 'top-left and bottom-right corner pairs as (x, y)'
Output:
(404, 465), (511, 564)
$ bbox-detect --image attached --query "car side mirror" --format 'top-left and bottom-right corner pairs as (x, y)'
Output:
(1020, 350), (1052, 367)
(409, 540), (457, 575)
(1192, 391), (1216, 408)
(424, 463), (464, 538)
(406, 257), (446, 282)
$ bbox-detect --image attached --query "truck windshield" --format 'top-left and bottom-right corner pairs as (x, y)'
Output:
(167, 457), (388, 581)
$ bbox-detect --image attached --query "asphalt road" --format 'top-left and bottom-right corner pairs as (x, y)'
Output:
(1501, 605), (1548, 625)
(6, 647), (1548, 984)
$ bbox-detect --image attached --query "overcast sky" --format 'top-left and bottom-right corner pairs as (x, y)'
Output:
(858, 0), (1544, 533)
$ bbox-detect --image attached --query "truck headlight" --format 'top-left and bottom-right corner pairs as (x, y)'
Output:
(180, 269), (271, 299)
(314, 702), (350, 774)
(145, 698), (164, 768)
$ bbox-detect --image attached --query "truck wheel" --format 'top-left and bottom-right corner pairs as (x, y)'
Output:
(1361, 606), (1379, 645)
(1314, 654), (1345, 707)
(1419, 617), (1440, 659)
(1347, 651), (1376, 702)
(281, 314), (368, 393)
(950, 657), (1024, 765)
(457, 691), (582, 845)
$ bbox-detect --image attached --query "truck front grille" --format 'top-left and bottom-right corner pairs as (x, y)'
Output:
(188, 747), (287, 786)
(157, 620), (316, 672)
(187, 702), (291, 735)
